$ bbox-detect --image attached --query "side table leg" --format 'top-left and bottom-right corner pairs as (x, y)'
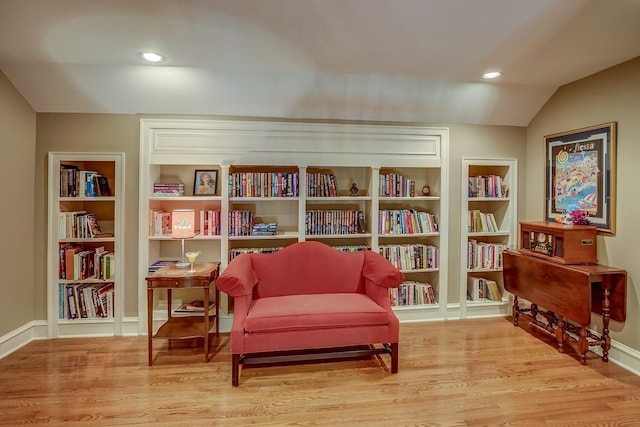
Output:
(204, 287), (210, 363)
(147, 288), (153, 366)
(512, 296), (519, 326)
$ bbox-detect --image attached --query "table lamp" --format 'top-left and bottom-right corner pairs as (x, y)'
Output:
(172, 209), (195, 269)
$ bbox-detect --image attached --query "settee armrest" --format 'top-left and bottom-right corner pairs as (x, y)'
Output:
(363, 251), (404, 288)
(363, 251), (404, 307)
(217, 253), (258, 297)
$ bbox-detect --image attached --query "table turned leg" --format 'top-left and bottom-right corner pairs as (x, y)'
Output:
(578, 327), (588, 365)
(601, 285), (611, 362)
(512, 295), (519, 326)
(555, 317), (565, 353)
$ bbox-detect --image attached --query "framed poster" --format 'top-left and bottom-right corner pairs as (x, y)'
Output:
(193, 170), (217, 196)
(545, 122), (617, 235)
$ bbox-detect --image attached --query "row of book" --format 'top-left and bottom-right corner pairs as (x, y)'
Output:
(200, 209), (221, 236)
(229, 210), (255, 236)
(307, 172), (338, 197)
(305, 210), (365, 235)
(379, 209), (438, 234)
(59, 282), (114, 319)
(467, 210), (500, 233)
(390, 281), (436, 306)
(58, 211), (106, 239)
(467, 240), (505, 270)
(153, 183), (185, 197)
(149, 209), (171, 236)
(228, 245), (371, 261)
(229, 246), (284, 260)
(468, 174), (508, 198)
(334, 245), (370, 252)
(59, 244), (115, 280)
(60, 164), (111, 198)
(467, 276), (503, 301)
(228, 172), (299, 198)
(379, 244), (439, 271)
(379, 173), (415, 197)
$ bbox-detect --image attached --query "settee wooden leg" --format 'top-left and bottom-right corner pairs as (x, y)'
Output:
(391, 342), (398, 373)
(232, 354), (240, 386)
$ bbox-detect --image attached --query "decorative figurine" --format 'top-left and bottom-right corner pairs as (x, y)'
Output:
(422, 185), (430, 196)
(350, 183), (359, 196)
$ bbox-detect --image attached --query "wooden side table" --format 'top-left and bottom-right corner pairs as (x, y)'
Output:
(146, 262), (220, 365)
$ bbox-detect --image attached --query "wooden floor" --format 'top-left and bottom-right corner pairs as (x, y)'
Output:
(2, 318), (640, 426)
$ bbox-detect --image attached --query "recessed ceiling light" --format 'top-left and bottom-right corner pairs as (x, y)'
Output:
(139, 52), (166, 63)
(482, 71), (502, 79)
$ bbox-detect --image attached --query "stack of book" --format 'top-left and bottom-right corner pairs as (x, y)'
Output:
(174, 300), (215, 313)
(153, 183), (185, 197)
(251, 223), (278, 236)
(148, 259), (178, 275)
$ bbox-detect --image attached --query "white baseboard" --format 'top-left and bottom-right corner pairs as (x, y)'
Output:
(0, 321), (48, 359)
(590, 337), (640, 376)
(122, 317), (142, 336)
(2, 319), (640, 376)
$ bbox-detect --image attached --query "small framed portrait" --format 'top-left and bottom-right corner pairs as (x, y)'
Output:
(193, 170), (218, 196)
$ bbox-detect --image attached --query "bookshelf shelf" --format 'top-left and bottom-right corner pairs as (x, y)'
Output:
(306, 233), (373, 239)
(308, 196), (373, 201)
(229, 232), (300, 240)
(461, 158), (517, 318)
(379, 232), (440, 238)
(139, 119), (449, 331)
(47, 152), (124, 338)
(59, 196), (116, 202)
(467, 267), (503, 273)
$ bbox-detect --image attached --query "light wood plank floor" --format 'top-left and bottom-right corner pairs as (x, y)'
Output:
(2, 318), (640, 426)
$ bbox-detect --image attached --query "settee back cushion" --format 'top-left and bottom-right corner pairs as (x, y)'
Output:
(250, 241), (365, 298)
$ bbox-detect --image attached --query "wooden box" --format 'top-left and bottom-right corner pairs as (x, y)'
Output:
(519, 221), (597, 265)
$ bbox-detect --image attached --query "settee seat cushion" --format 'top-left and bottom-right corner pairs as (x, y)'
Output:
(244, 293), (390, 333)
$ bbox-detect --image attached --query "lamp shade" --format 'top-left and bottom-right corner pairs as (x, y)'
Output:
(171, 209), (195, 239)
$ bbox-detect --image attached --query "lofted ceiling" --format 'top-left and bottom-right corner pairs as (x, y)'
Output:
(1, 0), (640, 126)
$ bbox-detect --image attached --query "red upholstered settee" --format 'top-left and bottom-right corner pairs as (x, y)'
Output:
(216, 241), (404, 386)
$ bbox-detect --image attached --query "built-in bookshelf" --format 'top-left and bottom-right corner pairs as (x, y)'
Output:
(376, 166), (445, 320)
(460, 158), (517, 319)
(47, 152), (124, 338)
(138, 119), (449, 332)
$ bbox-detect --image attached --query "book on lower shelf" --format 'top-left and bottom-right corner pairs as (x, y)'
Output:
(467, 276), (502, 301)
(60, 282), (114, 319)
(175, 300), (215, 313)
